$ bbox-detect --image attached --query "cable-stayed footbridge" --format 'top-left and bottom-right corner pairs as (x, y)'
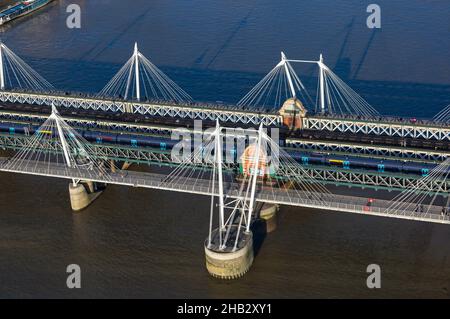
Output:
(0, 42), (449, 279)
(0, 106), (449, 277)
(0, 42), (448, 140)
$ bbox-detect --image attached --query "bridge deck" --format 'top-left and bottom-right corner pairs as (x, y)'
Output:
(0, 158), (448, 225)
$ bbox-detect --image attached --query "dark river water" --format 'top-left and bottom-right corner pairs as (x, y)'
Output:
(0, 0), (450, 298)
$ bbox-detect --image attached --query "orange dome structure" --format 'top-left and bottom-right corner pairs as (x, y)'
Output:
(279, 97), (307, 129)
(240, 143), (267, 178)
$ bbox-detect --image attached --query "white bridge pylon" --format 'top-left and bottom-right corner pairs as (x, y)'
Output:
(1, 104), (117, 186)
(238, 52), (379, 117)
(0, 42), (53, 91)
(98, 42), (193, 103)
(160, 120), (334, 250)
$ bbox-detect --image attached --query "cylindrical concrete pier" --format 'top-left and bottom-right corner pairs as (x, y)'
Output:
(204, 226), (254, 279)
(69, 183), (91, 211)
(69, 182), (103, 211)
(259, 203), (279, 233)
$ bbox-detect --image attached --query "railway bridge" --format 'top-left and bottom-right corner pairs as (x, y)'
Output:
(0, 42), (449, 278)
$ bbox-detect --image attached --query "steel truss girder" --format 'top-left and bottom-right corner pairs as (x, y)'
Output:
(1, 134), (447, 193)
(303, 117), (450, 141)
(0, 91), (281, 126)
(278, 165), (449, 193)
(0, 110), (176, 135)
(2, 111), (448, 164)
(285, 139), (449, 162)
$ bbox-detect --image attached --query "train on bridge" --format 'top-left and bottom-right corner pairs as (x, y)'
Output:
(0, 41), (449, 281)
(0, 121), (437, 177)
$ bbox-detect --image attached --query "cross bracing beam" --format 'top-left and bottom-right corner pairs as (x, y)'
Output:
(303, 116), (450, 141)
(285, 138), (449, 163)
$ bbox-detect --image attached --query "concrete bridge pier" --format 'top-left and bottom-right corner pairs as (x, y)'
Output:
(259, 203), (279, 233)
(204, 226), (254, 279)
(69, 160), (132, 211)
(69, 181), (104, 211)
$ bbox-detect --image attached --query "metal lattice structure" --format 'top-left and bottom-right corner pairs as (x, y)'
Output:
(303, 116), (450, 141)
(285, 138), (450, 162)
(1, 109), (449, 163)
(0, 110), (449, 226)
(0, 132), (447, 192)
(0, 91), (281, 126)
(2, 89), (449, 140)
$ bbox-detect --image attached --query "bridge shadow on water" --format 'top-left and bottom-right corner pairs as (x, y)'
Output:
(250, 202), (270, 258)
(251, 218), (267, 258)
(17, 55), (450, 119)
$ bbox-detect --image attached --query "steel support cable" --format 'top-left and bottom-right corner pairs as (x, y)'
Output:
(388, 162), (446, 208)
(142, 58), (192, 102)
(434, 104), (450, 123)
(322, 66), (379, 117)
(1, 45), (53, 90)
(385, 159), (450, 216)
(244, 67), (280, 110)
(139, 54), (192, 101)
(286, 62), (314, 106)
(98, 47), (192, 103)
(237, 64), (281, 109)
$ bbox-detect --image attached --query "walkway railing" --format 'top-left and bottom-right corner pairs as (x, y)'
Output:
(0, 157), (448, 225)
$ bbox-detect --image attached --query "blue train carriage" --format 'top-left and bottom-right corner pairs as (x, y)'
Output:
(0, 122), (33, 135)
(288, 150), (433, 177)
(0, 122), (438, 177)
(82, 130), (177, 151)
